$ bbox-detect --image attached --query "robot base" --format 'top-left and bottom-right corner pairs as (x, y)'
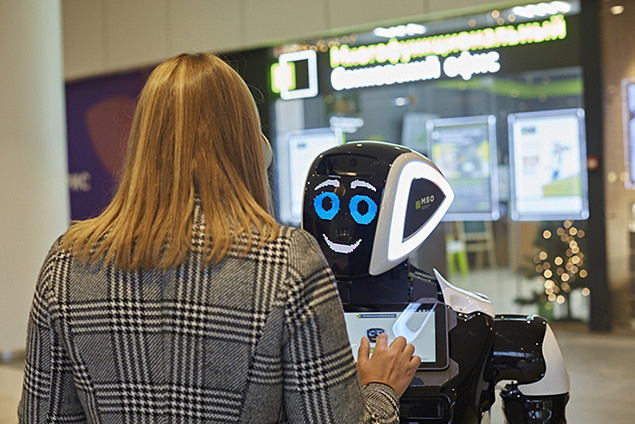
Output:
(501, 385), (568, 424)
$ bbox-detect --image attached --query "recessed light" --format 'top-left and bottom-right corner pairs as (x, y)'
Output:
(610, 5), (624, 15)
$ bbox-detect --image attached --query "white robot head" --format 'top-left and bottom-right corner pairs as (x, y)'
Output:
(302, 141), (454, 279)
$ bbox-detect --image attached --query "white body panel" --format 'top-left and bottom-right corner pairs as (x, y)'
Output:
(433, 269), (495, 317)
(369, 152), (454, 275)
(518, 324), (570, 396)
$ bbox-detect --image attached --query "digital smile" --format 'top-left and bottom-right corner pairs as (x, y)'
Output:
(323, 234), (362, 254)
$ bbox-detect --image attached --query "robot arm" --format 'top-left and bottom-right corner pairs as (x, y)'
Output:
(492, 315), (570, 424)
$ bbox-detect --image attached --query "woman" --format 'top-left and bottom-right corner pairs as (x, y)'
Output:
(19, 52), (419, 423)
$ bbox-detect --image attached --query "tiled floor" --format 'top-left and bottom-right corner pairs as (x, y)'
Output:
(2, 268), (634, 423)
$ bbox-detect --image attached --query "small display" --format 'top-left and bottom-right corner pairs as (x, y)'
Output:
(508, 108), (589, 221)
(343, 302), (448, 370)
(427, 115), (499, 221)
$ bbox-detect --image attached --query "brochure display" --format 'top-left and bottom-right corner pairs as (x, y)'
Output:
(508, 108), (589, 221)
(427, 115), (499, 221)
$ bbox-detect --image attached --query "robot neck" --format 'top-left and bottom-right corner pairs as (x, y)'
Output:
(335, 261), (441, 304)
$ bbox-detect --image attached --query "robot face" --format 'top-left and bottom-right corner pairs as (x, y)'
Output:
(312, 177), (379, 255)
(303, 142), (454, 279)
(303, 147), (396, 279)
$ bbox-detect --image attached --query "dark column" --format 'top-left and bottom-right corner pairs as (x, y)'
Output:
(580, 0), (612, 332)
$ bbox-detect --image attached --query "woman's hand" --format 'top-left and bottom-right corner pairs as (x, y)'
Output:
(356, 333), (421, 397)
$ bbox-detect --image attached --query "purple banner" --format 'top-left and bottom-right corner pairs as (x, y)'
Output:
(65, 68), (151, 220)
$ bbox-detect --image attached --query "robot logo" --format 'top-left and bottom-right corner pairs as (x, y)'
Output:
(366, 328), (385, 343)
(313, 177), (378, 255)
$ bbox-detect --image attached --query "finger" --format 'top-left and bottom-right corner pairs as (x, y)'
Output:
(410, 355), (422, 370)
(403, 343), (416, 357)
(357, 337), (370, 365)
(390, 335), (407, 351)
(374, 332), (388, 350)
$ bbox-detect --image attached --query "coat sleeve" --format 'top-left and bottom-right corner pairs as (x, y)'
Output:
(18, 244), (87, 423)
(282, 229), (400, 424)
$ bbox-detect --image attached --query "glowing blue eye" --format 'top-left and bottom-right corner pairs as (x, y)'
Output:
(314, 192), (340, 220)
(350, 195), (377, 225)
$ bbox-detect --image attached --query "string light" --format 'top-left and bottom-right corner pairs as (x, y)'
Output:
(528, 220), (588, 310)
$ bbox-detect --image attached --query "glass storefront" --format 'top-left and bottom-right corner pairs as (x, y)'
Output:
(267, 1), (595, 322)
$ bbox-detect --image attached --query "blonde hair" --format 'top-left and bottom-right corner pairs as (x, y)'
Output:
(62, 53), (279, 270)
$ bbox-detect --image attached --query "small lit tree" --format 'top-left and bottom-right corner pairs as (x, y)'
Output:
(516, 220), (591, 321)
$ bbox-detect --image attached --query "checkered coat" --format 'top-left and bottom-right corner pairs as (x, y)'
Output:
(18, 214), (399, 423)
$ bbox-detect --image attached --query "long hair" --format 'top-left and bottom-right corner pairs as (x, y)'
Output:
(62, 53), (279, 270)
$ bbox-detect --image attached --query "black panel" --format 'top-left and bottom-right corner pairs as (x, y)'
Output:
(501, 386), (568, 424)
(491, 315), (547, 384)
(404, 179), (446, 240)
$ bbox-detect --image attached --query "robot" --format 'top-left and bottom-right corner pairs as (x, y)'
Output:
(301, 141), (570, 424)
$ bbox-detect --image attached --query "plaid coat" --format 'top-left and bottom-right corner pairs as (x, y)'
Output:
(18, 215), (399, 423)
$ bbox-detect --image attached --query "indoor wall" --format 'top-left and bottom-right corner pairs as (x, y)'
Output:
(61, 0), (536, 80)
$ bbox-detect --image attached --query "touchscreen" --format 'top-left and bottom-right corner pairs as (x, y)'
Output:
(344, 303), (437, 364)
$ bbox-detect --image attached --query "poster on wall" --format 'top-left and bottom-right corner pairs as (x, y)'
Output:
(622, 78), (635, 188)
(276, 128), (343, 225)
(427, 115), (499, 221)
(508, 108), (589, 221)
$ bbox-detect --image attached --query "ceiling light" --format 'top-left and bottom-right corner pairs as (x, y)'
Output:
(512, 1), (571, 19)
(610, 5), (624, 15)
(373, 23), (426, 39)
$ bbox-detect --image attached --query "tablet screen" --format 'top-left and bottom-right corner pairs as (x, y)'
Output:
(343, 302), (448, 370)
